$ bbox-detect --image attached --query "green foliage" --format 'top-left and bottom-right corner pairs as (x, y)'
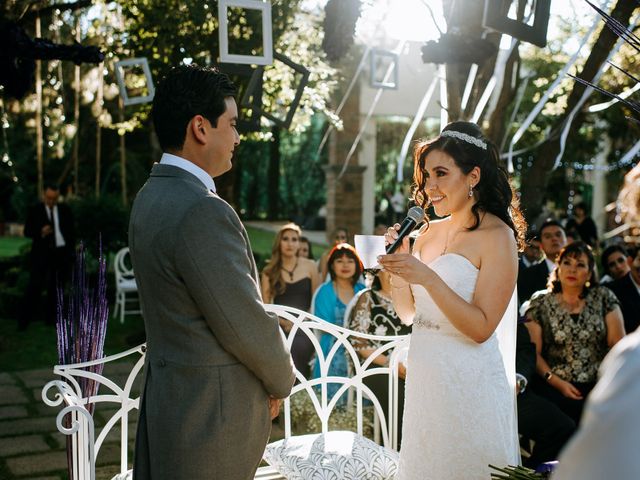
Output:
(279, 115), (327, 218)
(0, 237), (30, 259)
(69, 194), (129, 255)
(490, 464), (551, 479)
(2, 0), (337, 222)
(508, 11), (640, 215)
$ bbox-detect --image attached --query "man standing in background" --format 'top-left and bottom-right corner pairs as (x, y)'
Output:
(20, 183), (75, 330)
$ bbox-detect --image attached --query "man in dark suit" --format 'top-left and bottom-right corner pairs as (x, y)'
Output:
(516, 322), (576, 468)
(606, 246), (640, 333)
(129, 64), (294, 479)
(20, 183), (75, 330)
(517, 219), (567, 305)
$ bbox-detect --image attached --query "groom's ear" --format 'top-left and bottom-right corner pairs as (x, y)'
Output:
(188, 115), (208, 145)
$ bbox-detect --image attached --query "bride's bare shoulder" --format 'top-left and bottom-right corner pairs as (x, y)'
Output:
(479, 213), (517, 250)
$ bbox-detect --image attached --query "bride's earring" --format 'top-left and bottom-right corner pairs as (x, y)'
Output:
(468, 184), (474, 198)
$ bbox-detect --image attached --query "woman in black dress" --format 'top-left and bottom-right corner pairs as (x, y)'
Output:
(261, 223), (320, 378)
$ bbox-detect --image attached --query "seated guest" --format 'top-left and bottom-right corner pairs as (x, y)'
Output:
(553, 164), (640, 480)
(298, 235), (314, 260)
(261, 223), (320, 378)
(519, 230), (543, 270)
(318, 227), (349, 281)
(347, 269), (411, 445)
(516, 322), (576, 468)
(552, 328), (640, 480)
(313, 244), (365, 400)
(600, 244), (631, 284)
(605, 245), (640, 334)
(517, 231), (543, 307)
(518, 219), (567, 304)
(524, 241), (625, 425)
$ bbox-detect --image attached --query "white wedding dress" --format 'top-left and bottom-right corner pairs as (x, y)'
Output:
(396, 253), (520, 480)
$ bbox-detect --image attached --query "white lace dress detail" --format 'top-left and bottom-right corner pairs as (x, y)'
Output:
(396, 253), (519, 480)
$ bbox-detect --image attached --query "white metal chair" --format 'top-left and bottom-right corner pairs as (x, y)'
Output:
(42, 345), (145, 480)
(113, 247), (141, 323)
(41, 306), (409, 480)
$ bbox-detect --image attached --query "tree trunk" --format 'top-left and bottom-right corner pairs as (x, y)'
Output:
(35, 14), (43, 195)
(72, 16), (81, 196)
(267, 127), (281, 219)
(119, 98), (127, 205)
(486, 43), (521, 145)
(95, 63), (103, 197)
(520, 0), (638, 221)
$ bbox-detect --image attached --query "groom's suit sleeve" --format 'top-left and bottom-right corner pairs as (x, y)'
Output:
(175, 198), (295, 399)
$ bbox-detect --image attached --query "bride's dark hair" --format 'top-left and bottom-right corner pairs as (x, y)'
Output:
(413, 121), (527, 251)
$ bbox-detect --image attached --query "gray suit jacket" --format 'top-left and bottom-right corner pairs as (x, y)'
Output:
(130, 163), (295, 480)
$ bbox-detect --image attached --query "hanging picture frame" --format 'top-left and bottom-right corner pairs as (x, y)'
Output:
(483, 0), (551, 48)
(219, 0), (273, 66)
(370, 49), (399, 90)
(114, 57), (155, 106)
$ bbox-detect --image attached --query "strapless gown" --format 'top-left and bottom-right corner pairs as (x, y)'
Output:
(396, 253), (519, 480)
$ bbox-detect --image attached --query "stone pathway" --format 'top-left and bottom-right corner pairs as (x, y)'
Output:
(1, 360), (285, 480)
(0, 361), (140, 480)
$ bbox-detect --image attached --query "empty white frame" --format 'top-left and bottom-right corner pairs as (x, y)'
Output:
(219, 0), (273, 66)
(369, 49), (399, 90)
(114, 57), (155, 106)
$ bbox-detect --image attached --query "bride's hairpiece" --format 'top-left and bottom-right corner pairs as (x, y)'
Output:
(440, 130), (487, 150)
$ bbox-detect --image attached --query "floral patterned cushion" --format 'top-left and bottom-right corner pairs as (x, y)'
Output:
(263, 431), (399, 480)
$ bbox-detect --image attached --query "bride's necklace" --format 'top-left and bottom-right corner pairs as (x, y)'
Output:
(282, 258), (299, 281)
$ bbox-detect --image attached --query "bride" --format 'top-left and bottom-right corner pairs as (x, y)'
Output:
(378, 121), (526, 479)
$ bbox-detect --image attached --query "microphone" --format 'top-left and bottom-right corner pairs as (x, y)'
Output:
(386, 206), (424, 254)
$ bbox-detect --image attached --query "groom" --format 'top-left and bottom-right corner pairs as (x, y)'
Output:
(129, 64), (295, 479)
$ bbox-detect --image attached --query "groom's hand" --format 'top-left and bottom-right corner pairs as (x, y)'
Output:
(269, 396), (282, 419)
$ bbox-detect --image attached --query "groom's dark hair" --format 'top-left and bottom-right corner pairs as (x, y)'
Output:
(152, 63), (237, 151)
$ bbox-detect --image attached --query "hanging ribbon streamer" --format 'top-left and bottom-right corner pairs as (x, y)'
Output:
(315, 46), (372, 158)
(506, 1), (609, 172)
(553, 11), (640, 170)
(396, 76), (438, 182)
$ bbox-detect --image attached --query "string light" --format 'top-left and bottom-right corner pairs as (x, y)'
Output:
(0, 86), (19, 183)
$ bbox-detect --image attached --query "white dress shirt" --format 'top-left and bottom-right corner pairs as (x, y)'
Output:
(545, 257), (556, 274)
(160, 152), (216, 192)
(46, 205), (66, 248)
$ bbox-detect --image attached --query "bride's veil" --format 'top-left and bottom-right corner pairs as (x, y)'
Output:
(495, 286), (521, 463)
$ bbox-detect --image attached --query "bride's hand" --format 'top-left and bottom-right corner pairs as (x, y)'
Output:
(378, 250), (432, 287)
(383, 224), (410, 254)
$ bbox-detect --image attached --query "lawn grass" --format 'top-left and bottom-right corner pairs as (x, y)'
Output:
(0, 313), (146, 372)
(245, 225), (276, 260)
(0, 237), (30, 258)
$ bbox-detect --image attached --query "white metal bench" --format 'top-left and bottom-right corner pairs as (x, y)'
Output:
(42, 305), (409, 480)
